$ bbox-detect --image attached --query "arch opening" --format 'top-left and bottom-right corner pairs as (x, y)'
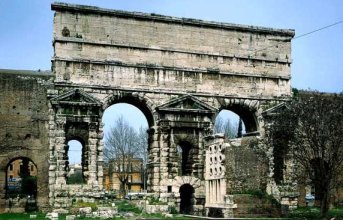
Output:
(179, 184), (195, 214)
(66, 139), (85, 184)
(5, 157), (37, 199)
(105, 95), (154, 128)
(102, 103), (149, 195)
(176, 141), (194, 176)
(214, 109), (247, 139)
(219, 104), (257, 133)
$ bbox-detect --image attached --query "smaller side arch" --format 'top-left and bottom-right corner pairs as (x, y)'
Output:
(4, 157), (38, 200)
(214, 98), (260, 133)
(179, 184), (195, 214)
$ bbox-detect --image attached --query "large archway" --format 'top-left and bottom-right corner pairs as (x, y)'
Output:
(103, 94), (155, 128)
(180, 184), (195, 214)
(102, 102), (149, 195)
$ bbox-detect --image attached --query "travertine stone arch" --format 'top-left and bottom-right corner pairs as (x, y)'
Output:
(171, 176), (205, 214)
(213, 98), (261, 133)
(173, 176), (203, 192)
(103, 90), (157, 127)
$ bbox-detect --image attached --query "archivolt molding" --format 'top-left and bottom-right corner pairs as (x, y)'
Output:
(0, 154), (37, 171)
(214, 97), (260, 111)
(173, 176), (202, 190)
(102, 90), (157, 126)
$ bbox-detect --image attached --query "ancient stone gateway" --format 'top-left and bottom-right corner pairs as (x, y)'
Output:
(49, 2), (294, 212)
(0, 2), (294, 214)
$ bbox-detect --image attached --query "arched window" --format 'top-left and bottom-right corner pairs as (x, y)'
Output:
(177, 141), (193, 176)
(66, 139), (85, 184)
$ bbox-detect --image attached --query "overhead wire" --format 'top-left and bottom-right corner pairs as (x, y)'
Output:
(293, 20), (343, 40)
(248, 20), (343, 57)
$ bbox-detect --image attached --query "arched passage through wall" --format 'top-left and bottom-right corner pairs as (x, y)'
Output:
(5, 157), (37, 198)
(215, 104), (258, 136)
(176, 141), (194, 176)
(179, 184), (195, 214)
(102, 101), (150, 193)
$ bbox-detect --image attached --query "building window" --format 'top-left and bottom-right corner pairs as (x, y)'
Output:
(9, 175), (13, 179)
(9, 164), (13, 171)
(168, 185), (172, 193)
(31, 165), (34, 171)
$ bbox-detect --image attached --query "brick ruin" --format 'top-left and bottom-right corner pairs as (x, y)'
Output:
(0, 2), (297, 216)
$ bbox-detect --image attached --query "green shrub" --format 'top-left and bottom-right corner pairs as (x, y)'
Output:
(288, 207), (343, 219)
(288, 207), (320, 219)
(66, 171), (85, 184)
(170, 206), (178, 214)
(328, 207), (343, 219)
(75, 201), (97, 211)
(147, 196), (167, 205)
(116, 200), (142, 214)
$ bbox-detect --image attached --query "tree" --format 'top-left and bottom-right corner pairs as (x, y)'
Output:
(137, 126), (148, 167)
(104, 116), (148, 196)
(237, 118), (243, 138)
(214, 116), (237, 139)
(265, 91), (343, 218)
(136, 126), (148, 190)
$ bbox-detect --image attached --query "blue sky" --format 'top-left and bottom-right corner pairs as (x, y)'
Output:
(0, 0), (342, 92)
(1, 1), (342, 163)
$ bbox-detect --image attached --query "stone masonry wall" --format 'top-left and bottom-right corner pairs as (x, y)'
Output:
(52, 2), (294, 100)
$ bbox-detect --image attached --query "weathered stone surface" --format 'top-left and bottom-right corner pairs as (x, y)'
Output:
(66, 215), (76, 220)
(79, 207), (92, 215)
(145, 204), (169, 214)
(46, 212), (58, 220)
(0, 2), (295, 215)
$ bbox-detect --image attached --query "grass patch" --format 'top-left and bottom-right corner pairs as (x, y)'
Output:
(141, 212), (165, 218)
(73, 201), (98, 211)
(288, 207), (343, 219)
(0, 212), (65, 220)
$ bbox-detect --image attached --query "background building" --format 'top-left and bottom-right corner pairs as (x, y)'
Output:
(103, 158), (144, 194)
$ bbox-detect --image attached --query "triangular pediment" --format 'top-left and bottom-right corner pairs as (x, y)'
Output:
(51, 89), (102, 106)
(157, 95), (217, 113)
(262, 102), (287, 117)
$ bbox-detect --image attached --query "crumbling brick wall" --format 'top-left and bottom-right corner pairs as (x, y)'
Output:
(225, 137), (268, 193)
(0, 70), (54, 212)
